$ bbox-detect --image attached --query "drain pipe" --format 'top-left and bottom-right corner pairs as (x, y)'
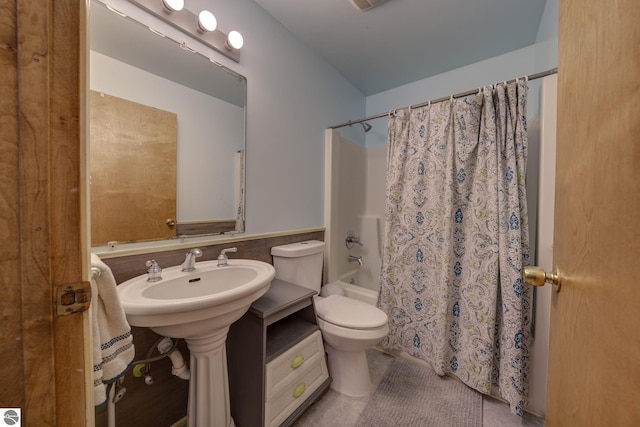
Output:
(107, 385), (116, 427)
(157, 337), (190, 380)
(107, 381), (126, 427)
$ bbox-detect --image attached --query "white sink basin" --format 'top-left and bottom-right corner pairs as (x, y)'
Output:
(118, 259), (274, 338)
(117, 258), (275, 427)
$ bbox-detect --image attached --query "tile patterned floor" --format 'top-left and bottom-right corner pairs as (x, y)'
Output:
(293, 349), (545, 427)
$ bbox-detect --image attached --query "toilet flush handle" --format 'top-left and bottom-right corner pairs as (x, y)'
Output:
(217, 247), (237, 267)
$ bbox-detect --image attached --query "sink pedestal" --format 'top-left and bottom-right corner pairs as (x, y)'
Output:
(186, 327), (236, 427)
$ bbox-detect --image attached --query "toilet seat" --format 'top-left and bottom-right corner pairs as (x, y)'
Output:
(315, 295), (387, 330)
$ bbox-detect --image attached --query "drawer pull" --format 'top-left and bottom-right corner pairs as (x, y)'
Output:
(292, 382), (306, 398)
(290, 354), (305, 369)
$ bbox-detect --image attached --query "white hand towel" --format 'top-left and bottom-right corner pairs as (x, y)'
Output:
(90, 253), (135, 407)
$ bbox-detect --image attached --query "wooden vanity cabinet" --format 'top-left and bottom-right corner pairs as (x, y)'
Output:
(227, 279), (331, 427)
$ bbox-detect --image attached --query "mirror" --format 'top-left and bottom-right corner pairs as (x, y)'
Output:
(89, 0), (247, 247)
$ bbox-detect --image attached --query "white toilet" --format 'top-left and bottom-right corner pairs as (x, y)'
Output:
(271, 240), (389, 397)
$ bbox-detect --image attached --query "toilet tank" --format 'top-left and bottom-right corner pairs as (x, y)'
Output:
(270, 240), (325, 292)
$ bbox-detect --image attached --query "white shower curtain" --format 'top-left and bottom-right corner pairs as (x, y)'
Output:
(234, 149), (245, 233)
(378, 81), (531, 415)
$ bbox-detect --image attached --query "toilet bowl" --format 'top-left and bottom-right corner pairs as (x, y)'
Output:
(270, 240), (389, 397)
(315, 294), (389, 396)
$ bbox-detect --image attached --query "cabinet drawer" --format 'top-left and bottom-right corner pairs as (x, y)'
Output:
(265, 330), (324, 400)
(265, 356), (329, 427)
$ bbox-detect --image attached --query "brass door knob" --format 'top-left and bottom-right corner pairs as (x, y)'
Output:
(166, 218), (176, 227)
(523, 266), (561, 292)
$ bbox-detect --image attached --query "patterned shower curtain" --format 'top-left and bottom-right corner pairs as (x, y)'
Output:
(378, 81), (531, 415)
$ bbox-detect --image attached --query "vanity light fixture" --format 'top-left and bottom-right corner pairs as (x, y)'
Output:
(161, 0), (183, 12)
(127, 0), (242, 62)
(197, 10), (217, 32)
(226, 31), (244, 50)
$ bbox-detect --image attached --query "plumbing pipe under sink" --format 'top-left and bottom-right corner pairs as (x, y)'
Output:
(157, 337), (190, 380)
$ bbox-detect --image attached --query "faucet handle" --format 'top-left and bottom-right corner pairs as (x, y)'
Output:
(217, 247), (237, 266)
(146, 260), (162, 282)
(220, 247), (237, 255)
(146, 259), (160, 271)
(345, 230), (363, 248)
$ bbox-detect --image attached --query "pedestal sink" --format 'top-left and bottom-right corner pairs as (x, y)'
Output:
(117, 259), (275, 427)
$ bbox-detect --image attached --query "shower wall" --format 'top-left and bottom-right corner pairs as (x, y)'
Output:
(324, 129), (385, 290)
(526, 74), (556, 416)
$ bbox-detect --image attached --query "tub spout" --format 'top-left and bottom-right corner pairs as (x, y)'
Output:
(348, 255), (363, 266)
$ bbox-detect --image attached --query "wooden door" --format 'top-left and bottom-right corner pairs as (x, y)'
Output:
(546, 0), (640, 425)
(0, 1), (88, 426)
(90, 91), (177, 246)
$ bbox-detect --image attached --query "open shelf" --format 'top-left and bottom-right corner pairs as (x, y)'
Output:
(266, 316), (318, 362)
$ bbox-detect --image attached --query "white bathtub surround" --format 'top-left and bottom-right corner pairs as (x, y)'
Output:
(323, 280), (378, 306)
(525, 74), (556, 416)
(324, 130), (385, 290)
(324, 130), (366, 283)
(354, 215), (383, 292)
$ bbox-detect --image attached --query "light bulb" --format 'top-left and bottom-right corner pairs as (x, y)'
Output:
(227, 31), (244, 49)
(162, 0), (183, 12)
(197, 10), (217, 32)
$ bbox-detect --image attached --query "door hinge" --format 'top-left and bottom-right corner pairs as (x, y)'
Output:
(56, 281), (92, 317)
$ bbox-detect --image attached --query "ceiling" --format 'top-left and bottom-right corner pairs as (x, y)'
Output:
(254, 0), (548, 95)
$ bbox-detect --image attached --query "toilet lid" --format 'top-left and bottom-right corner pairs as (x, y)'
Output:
(315, 295), (388, 329)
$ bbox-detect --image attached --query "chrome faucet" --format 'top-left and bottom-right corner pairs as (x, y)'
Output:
(348, 255), (363, 266)
(146, 260), (163, 282)
(181, 248), (203, 271)
(217, 247), (237, 267)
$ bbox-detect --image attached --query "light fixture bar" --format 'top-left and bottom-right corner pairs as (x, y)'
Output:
(127, 0), (240, 62)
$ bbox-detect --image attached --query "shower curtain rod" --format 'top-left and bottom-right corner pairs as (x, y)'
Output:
(330, 67), (558, 129)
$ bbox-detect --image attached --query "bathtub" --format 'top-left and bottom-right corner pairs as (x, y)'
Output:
(323, 279), (379, 306)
